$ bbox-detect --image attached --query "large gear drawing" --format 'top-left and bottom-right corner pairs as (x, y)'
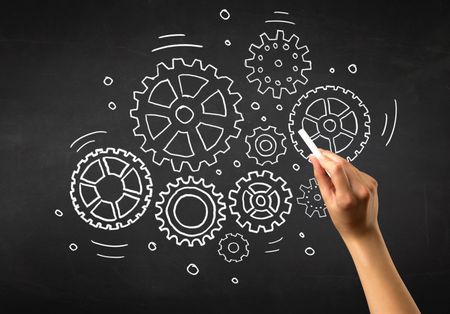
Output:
(130, 58), (243, 172)
(245, 126), (287, 166)
(155, 176), (226, 247)
(245, 29), (312, 99)
(229, 170), (292, 233)
(70, 148), (152, 230)
(289, 85), (371, 161)
(297, 178), (327, 218)
(218, 233), (250, 263)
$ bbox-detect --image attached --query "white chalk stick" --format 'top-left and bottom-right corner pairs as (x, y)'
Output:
(298, 129), (322, 159)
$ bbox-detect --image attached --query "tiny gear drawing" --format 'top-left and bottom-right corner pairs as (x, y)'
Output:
(229, 170), (292, 233)
(218, 233), (250, 263)
(245, 126), (287, 166)
(155, 176), (226, 247)
(297, 178), (327, 218)
(130, 58), (243, 172)
(289, 85), (371, 161)
(70, 148), (152, 230)
(245, 29), (312, 99)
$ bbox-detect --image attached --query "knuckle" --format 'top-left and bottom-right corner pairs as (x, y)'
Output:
(359, 188), (371, 201)
(338, 195), (355, 209)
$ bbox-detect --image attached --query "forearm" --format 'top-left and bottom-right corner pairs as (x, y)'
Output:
(343, 227), (419, 313)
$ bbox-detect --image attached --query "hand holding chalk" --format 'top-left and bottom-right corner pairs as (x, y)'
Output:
(298, 129), (322, 160)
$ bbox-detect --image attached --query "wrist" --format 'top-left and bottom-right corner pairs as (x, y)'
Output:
(341, 224), (384, 253)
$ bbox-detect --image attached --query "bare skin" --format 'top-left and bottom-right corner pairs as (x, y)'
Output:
(310, 149), (420, 314)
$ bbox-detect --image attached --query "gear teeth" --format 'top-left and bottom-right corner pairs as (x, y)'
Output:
(70, 148), (152, 230)
(155, 176), (225, 247)
(289, 85), (371, 161)
(130, 58), (243, 172)
(229, 171), (292, 233)
(245, 30), (311, 99)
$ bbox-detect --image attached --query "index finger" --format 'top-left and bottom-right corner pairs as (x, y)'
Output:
(316, 153), (352, 198)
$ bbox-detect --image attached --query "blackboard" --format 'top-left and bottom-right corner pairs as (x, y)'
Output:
(1, 0), (449, 313)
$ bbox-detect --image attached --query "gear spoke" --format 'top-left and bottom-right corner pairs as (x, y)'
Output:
(289, 86), (371, 162)
(70, 148), (152, 230)
(130, 58), (243, 172)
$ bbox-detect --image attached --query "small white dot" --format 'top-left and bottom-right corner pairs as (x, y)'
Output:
(251, 102), (260, 110)
(54, 209), (63, 217)
(261, 116), (267, 122)
(103, 76), (113, 86)
(329, 67), (335, 74)
(187, 263), (199, 276)
(258, 55), (263, 61)
(276, 104), (283, 111)
(233, 160), (241, 168)
(148, 241), (157, 252)
(348, 64), (358, 74)
(292, 163), (300, 171)
(108, 102), (116, 110)
(299, 232), (305, 238)
(224, 39), (231, 46)
(219, 9), (230, 20)
(216, 169), (222, 175)
(305, 247), (315, 256)
(231, 277), (239, 284)
(69, 243), (78, 251)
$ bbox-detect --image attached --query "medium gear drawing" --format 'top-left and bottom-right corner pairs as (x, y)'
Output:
(245, 126), (287, 166)
(218, 233), (250, 263)
(245, 29), (312, 99)
(130, 58), (243, 172)
(229, 170), (292, 233)
(70, 148), (153, 230)
(155, 176), (226, 247)
(289, 85), (371, 161)
(297, 178), (327, 218)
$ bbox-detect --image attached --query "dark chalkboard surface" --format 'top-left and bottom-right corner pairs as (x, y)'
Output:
(1, 0), (449, 313)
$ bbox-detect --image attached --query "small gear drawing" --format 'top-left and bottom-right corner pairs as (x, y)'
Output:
(155, 176), (226, 247)
(245, 29), (312, 99)
(70, 148), (152, 230)
(130, 58), (243, 172)
(289, 85), (371, 161)
(297, 178), (327, 218)
(245, 126), (287, 166)
(218, 233), (250, 263)
(229, 170), (292, 233)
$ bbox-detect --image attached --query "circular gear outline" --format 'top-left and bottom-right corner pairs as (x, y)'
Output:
(288, 85), (371, 161)
(229, 170), (293, 233)
(130, 58), (244, 172)
(155, 176), (226, 247)
(245, 29), (312, 99)
(297, 178), (327, 218)
(218, 233), (250, 263)
(70, 147), (153, 230)
(245, 125), (287, 166)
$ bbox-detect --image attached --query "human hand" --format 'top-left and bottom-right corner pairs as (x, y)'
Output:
(309, 149), (379, 241)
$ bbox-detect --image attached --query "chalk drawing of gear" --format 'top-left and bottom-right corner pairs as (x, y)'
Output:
(289, 85), (371, 161)
(245, 29), (312, 99)
(297, 178), (327, 218)
(155, 176), (226, 247)
(245, 126), (287, 166)
(130, 58), (243, 172)
(70, 148), (152, 230)
(229, 170), (292, 233)
(218, 233), (250, 263)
